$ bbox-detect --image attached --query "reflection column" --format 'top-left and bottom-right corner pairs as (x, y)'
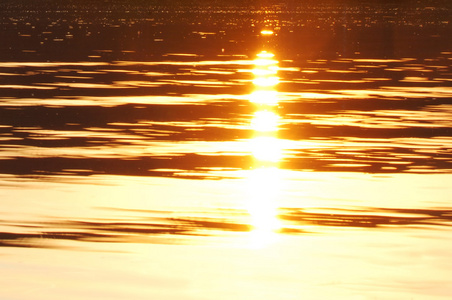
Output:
(246, 49), (284, 245)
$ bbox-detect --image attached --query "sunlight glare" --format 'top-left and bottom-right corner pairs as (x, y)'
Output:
(252, 51), (279, 88)
(244, 49), (285, 247)
(252, 67), (277, 77)
(249, 90), (279, 106)
(251, 110), (279, 132)
(254, 58), (278, 67)
(250, 137), (283, 163)
(246, 167), (283, 248)
(260, 29), (274, 36)
(257, 51), (275, 58)
(253, 76), (280, 87)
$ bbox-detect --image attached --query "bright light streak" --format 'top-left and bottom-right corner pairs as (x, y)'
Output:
(252, 51), (279, 88)
(253, 76), (279, 87)
(254, 58), (278, 67)
(252, 67), (277, 76)
(260, 30), (274, 36)
(249, 90), (279, 106)
(246, 167), (283, 247)
(258, 51), (274, 58)
(244, 49), (284, 247)
(250, 136), (283, 163)
(251, 110), (279, 132)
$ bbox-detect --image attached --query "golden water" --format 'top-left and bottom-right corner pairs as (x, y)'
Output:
(1, 2), (452, 299)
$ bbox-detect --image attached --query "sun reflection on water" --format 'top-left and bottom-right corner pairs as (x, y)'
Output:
(245, 49), (284, 247)
(246, 167), (283, 247)
(260, 29), (275, 36)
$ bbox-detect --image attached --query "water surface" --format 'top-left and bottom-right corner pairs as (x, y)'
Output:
(1, 1), (452, 299)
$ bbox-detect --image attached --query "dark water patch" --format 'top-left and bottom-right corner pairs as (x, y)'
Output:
(281, 98), (452, 114)
(280, 123), (452, 139)
(283, 146), (452, 174)
(0, 155), (254, 178)
(0, 103), (252, 129)
(1, 206), (452, 249)
(0, 83), (252, 99)
(1, 146), (452, 177)
(281, 207), (452, 228)
(1, 1), (451, 61)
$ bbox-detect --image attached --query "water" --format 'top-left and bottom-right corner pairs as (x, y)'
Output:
(1, 1), (452, 299)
